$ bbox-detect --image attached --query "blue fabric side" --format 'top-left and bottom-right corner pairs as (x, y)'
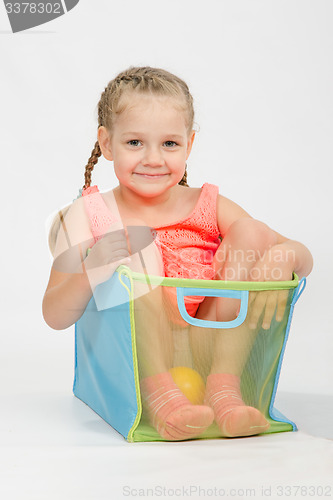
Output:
(268, 278), (306, 430)
(73, 272), (138, 439)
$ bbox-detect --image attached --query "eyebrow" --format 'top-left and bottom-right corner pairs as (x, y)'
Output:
(121, 133), (184, 141)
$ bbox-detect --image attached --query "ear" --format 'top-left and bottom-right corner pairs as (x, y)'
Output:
(97, 126), (113, 161)
(186, 130), (195, 160)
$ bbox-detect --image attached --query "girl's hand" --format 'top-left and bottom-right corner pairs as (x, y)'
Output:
(83, 227), (130, 289)
(247, 245), (295, 330)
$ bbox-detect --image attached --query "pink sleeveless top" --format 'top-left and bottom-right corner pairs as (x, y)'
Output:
(154, 183), (220, 280)
(81, 185), (119, 242)
(81, 183), (221, 281)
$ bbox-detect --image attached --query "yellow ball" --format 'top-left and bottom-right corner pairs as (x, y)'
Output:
(169, 366), (205, 405)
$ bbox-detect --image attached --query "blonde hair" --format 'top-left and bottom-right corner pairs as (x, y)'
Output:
(84, 66), (194, 189)
(48, 67), (194, 255)
(48, 206), (70, 256)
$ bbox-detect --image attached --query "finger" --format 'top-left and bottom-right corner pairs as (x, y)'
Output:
(126, 225), (155, 254)
(262, 291), (278, 330)
(276, 290), (289, 322)
(85, 247), (130, 270)
(248, 291), (267, 330)
(108, 248), (131, 262)
(106, 238), (130, 252)
(93, 236), (129, 255)
(102, 229), (128, 245)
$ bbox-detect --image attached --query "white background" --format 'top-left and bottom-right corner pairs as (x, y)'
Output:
(0, 2), (332, 498)
(1, 0), (331, 395)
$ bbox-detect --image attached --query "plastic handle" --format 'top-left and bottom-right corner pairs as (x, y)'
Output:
(176, 287), (249, 329)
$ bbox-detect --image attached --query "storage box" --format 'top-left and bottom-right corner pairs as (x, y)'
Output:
(73, 266), (305, 442)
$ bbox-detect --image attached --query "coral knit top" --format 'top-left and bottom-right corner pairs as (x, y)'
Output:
(81, 183), (221, 281)
(153, 183), (221, 280)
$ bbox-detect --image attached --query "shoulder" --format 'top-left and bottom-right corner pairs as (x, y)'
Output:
(216, 194), (252, 237)
(100, 188), (123, 220)
(172, 185), (202, 216)
(63, 195), (92, 235)
(175, 184), (218, 220)
(201, 183), (219, 202)
(53, 196), (94, 260)
(178, 184), (215, 202)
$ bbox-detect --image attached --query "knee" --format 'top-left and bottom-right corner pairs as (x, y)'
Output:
(226, 218), (277, 254)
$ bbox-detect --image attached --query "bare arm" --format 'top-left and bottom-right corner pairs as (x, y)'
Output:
(42, 197), (129, 330)
(268, 236), (313, 279)
(216, 194), (252, 236)
(216, 194), (313, 279)
(42, 198), (95, 329)
(42, 267), (94, 330)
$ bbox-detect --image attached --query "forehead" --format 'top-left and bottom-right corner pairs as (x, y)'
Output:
(115, 92), (188, 130)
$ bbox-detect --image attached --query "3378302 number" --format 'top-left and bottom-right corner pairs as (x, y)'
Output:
(276, 485), (332, 497)
(5, 3), (62, 15)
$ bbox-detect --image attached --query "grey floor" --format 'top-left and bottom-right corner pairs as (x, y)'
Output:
(275, 392), (333, 440)
(1, 391), (332, 500)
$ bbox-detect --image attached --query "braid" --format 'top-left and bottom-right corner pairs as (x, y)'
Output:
(178, 164), (189, 187)
(83, 140), (102, 189)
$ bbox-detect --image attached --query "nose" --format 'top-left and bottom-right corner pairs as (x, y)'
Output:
(142, 147), (164, 167)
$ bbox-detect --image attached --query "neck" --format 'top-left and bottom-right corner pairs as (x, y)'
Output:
(115, 184), (180, 211)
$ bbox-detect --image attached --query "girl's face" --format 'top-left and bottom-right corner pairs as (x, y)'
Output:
(98, 93), (195, 200)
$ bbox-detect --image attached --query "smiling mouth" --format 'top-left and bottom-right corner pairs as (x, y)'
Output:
(134, 173), (168, 179)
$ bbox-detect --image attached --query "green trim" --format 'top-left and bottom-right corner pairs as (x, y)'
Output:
(131, 418), (292, 442)
(117, 268), (142, 443)
(116, 266), (299, 292)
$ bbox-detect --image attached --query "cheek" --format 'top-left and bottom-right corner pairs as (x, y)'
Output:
(171, 152), (187, 168)
(120, 149), (138, 162)
(114, 150), (134, 167)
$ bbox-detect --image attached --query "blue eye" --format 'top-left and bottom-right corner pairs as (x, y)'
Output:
(128, 140), (141, 147)
(164, 141), (177, 147)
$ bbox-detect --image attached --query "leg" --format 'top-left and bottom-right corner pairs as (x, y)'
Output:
(127, 225), (214, 440)
(192, 218), (277, 436)
(125, 220), (171, 378)
(136, 285), (214, 440)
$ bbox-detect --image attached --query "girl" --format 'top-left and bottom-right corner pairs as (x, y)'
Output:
(43, 66), (313, 441)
